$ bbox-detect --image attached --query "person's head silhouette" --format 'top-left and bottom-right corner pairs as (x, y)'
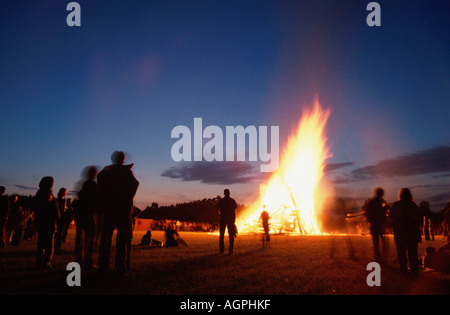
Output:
(224, 189), (230, 197)
(375, 187), (384, 198)
(398, 187), (413, 202)
(58, 188), (68, 198)
(111, 151), (125, 165)
(86, 166), (98, 180)
(39, 176), (54, 191)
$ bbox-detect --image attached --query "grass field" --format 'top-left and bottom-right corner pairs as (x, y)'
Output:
(0, 229), (449, 295)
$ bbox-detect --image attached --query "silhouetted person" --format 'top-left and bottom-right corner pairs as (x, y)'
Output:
(444, 203), (450, 240)
(419, 201), (432, 241)
(93, 196), (104, 253)
(22, 211), (36, 241)
(165, 223), (182, 247)
(13, 206), (31, 246)
(140, 230), (153, 246)
(5, 194), (20, 245)
(75, 166), (98, 269)
(54, 188), (68, 252)
(127, 205), (142, 271)
(389, 188), (421, 274)
(8, 196), (30, 246)
(140, 229), (162, 247)
(429, 211), (436, 241)
(423, 241), (450, 273)
(217, 189), (237, 254)
(61, 198), (73, 241)
(259, 205), (270, 244)
(366, 188), (389, 262)
(34, 177), (60, 270)
(0, 186), (10, 248)
(97, 151), (139, 275)
(423, 247), (436, 268)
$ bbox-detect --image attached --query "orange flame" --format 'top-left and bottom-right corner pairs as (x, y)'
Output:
(237, 99), (331, 235)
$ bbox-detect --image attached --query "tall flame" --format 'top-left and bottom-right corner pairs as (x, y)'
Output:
(237, 99), (330, 235)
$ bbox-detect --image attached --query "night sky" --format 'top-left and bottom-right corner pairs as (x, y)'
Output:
(1, 0), (449, 210)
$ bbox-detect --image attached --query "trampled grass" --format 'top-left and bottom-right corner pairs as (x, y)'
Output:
(0, 230), (448, 295)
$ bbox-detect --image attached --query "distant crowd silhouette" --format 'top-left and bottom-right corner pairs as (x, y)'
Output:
(1, 155), (450, 276)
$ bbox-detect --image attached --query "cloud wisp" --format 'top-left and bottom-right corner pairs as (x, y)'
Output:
(332, 146), (450, 184)
(11, 184), (37, 191)
(324, 162), (355, 173)
(161, 146), (450, 187)
(161, 161), (261, 185)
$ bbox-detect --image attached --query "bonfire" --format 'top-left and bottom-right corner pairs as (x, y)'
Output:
(236, 99), (331, 235)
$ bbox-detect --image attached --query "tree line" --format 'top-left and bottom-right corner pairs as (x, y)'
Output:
(139, 196), (246, 224)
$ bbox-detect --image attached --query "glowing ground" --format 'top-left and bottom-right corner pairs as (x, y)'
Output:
(0, 230), (448, 295)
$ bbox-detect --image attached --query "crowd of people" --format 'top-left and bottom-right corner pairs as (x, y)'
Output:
(1, 156), (450, 276)
(148, 220), (215, 232)
(365, 187), (450, 274)
(1, 151), (139, 275)
(0, 190), (34, 248)
(138, 189), (238, 251)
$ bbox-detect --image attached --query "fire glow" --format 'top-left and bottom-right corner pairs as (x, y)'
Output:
(237, 99), (331, 235)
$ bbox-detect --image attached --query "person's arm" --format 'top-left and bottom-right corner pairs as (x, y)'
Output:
(388, 203), (396, 219)
(128, 171), (140, 199)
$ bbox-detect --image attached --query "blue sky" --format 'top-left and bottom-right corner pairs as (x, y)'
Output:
(0, 0), (449, 210)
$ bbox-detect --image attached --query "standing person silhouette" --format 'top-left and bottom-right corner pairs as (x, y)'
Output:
(444, 202), (450, 240)
(217, 189), (237, 255)
(389, 188), (422, 274)
(75, 166), (98, 270)
(419, 201), (432, 241)
(54, 188), (68, 252)
(34, 177), (60, 270)
(259, 205), (270, 247)
(5, 194), (20, 246)
(97, 151), (139, 275)
(0, 186), (10, 248)
(366, 188), (389, 262)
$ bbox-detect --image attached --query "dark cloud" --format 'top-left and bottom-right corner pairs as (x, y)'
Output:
(432, 173), (450, 178)
(332, 146), (450, 184)
(12, 184), (37, 190)
(410, 184), (447, 190)
(423, 192), (450, 209)
(324, 162), (355, 173)
(161, 161), (261, 185)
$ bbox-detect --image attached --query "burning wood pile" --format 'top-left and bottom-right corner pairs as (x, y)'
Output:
(236, 99), (331, 235)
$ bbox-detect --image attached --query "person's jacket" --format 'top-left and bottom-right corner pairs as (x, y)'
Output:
(97, 164), (139, 216)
